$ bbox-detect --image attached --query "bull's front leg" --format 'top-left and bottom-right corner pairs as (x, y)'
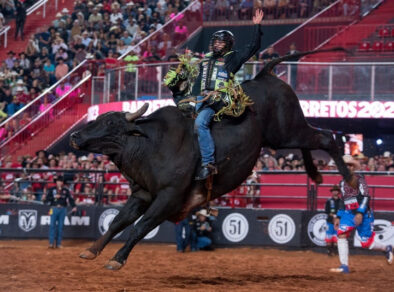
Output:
(80, 190), (151, 260)
(104, 188), (182, 270)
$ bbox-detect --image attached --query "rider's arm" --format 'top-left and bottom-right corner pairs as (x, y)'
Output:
(226, 24), (263, 74)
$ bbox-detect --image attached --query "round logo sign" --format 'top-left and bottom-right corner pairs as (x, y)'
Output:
(268, 214), (296, 244)
(134, 216), (160, 240)
(98, 208), (123, 239)
(307, 213), (328, 246)
(222, 213), (249, 242)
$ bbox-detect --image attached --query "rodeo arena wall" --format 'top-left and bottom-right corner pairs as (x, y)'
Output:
(1, 205), (394, 249)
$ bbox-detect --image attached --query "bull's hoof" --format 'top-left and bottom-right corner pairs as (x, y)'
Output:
(104, 260), (124, 270)
(79, 249), (97, 260)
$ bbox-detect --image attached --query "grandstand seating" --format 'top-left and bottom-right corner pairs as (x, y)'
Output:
(0, 1), (75, 61)
(303, 0), (394, 61)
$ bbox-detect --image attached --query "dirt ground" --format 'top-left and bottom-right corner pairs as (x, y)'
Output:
(0, 240), (392, 292)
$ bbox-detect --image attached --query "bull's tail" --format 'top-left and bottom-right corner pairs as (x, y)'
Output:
(254, 47), (349, 80)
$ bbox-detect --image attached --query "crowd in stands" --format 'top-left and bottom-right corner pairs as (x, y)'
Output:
(0, 0), (189, 141)
(204, 0), (338, 21)
(0, 148), (392, 206)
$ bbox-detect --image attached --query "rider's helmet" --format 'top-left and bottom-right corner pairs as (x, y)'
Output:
(210, 30), (234, 56)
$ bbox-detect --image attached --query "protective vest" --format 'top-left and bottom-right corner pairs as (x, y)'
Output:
(200, 52), (233, 92)
(124, 55), (139, 73)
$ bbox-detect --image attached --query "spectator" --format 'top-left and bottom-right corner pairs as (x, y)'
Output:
(5, 51), (15, 69)
(39, 96), (53, 118)
(6, 96), (24, 116)
(55, 81), (71, 99)
(110, 3), (123, 24)
(120, 30), (133, 46)
(286, 43), (300, 89)
(14, 0), (26, 41)
(125, 16), (139, 37)
(215, 0), (228, 20)
(88, 7), (102, 24)
(239, 0), (254, 19)
(55, 48), (68, 63)
(174, 21), (188, 43)
(55, 57), (69, 80)
(261, 46), (280, 63)
(18, 52), (30, 70)
(51, 37), (68, 55)
(277, 0), (289, 18)
(0, 86), (13, 111)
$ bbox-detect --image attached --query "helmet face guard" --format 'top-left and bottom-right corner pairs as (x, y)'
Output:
(211, 30), (234, 56)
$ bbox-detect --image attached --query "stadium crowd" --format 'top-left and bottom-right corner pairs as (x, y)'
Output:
(0, 0), (189, 139)
(0, 149), (392, 206)
(204, 0), (339, 21)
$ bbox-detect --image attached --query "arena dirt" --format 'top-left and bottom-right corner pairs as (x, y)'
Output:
(0, 240), (392, 291)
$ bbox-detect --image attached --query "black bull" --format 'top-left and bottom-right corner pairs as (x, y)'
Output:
(70, 48), (352, 270)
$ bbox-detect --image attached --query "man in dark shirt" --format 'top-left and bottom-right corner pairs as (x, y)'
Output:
(260, 45), (279, 64)
(14, 0), (27, 41)
(285, 43), (300, 89)
(325, 185), (341, 256)
(193, 209), (213, 251)
(44, 175), (77, 248)
(193, 9), (264, 180)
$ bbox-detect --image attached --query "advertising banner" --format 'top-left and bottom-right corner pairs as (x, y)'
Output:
(87, 100), (394, 122)
(1, 205), (393, 250)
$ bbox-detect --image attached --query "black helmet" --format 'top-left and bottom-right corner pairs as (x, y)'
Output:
(211, 30), (234, 55)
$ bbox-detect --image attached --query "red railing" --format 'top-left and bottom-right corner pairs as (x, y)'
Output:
(217, 171), (394, 211)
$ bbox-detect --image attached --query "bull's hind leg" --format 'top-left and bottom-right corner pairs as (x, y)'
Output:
(298, 127), (352, 183)
(105, 188), (181, 270)
(80, 195), (150, 260)
(301, 149), (322, 184)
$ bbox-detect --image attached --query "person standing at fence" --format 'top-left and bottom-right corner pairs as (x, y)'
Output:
(285, 43), (299, 90)
(325, 185), (341, 256)
(14, 0), (26, 41)
(330, 155), (393, 273)
(44, 175), (77, 248)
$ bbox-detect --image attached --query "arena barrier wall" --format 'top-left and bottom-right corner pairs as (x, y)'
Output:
(1, 205), (393, 249)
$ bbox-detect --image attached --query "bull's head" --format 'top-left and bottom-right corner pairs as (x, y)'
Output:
(70, 103), (149, 156)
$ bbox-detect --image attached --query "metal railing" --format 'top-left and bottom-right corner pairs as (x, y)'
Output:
(26, 0), (48, 18)
(0, 169), (392, 210)
(93, 61), (394, 103)
(0, 25), (10, 48)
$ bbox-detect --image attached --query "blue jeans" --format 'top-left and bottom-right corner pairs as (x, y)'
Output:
(175, 218), (191, 251)
(197, 236), (212, 249)
(195, 107), (215, 165)
(49, 207), (67, 246)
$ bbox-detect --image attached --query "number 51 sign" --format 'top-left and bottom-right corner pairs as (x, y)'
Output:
(222, 213), (249, 242)
(268, 214), (296, 244)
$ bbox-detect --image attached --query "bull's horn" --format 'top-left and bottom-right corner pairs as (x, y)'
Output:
(125, 103), (149, 121)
